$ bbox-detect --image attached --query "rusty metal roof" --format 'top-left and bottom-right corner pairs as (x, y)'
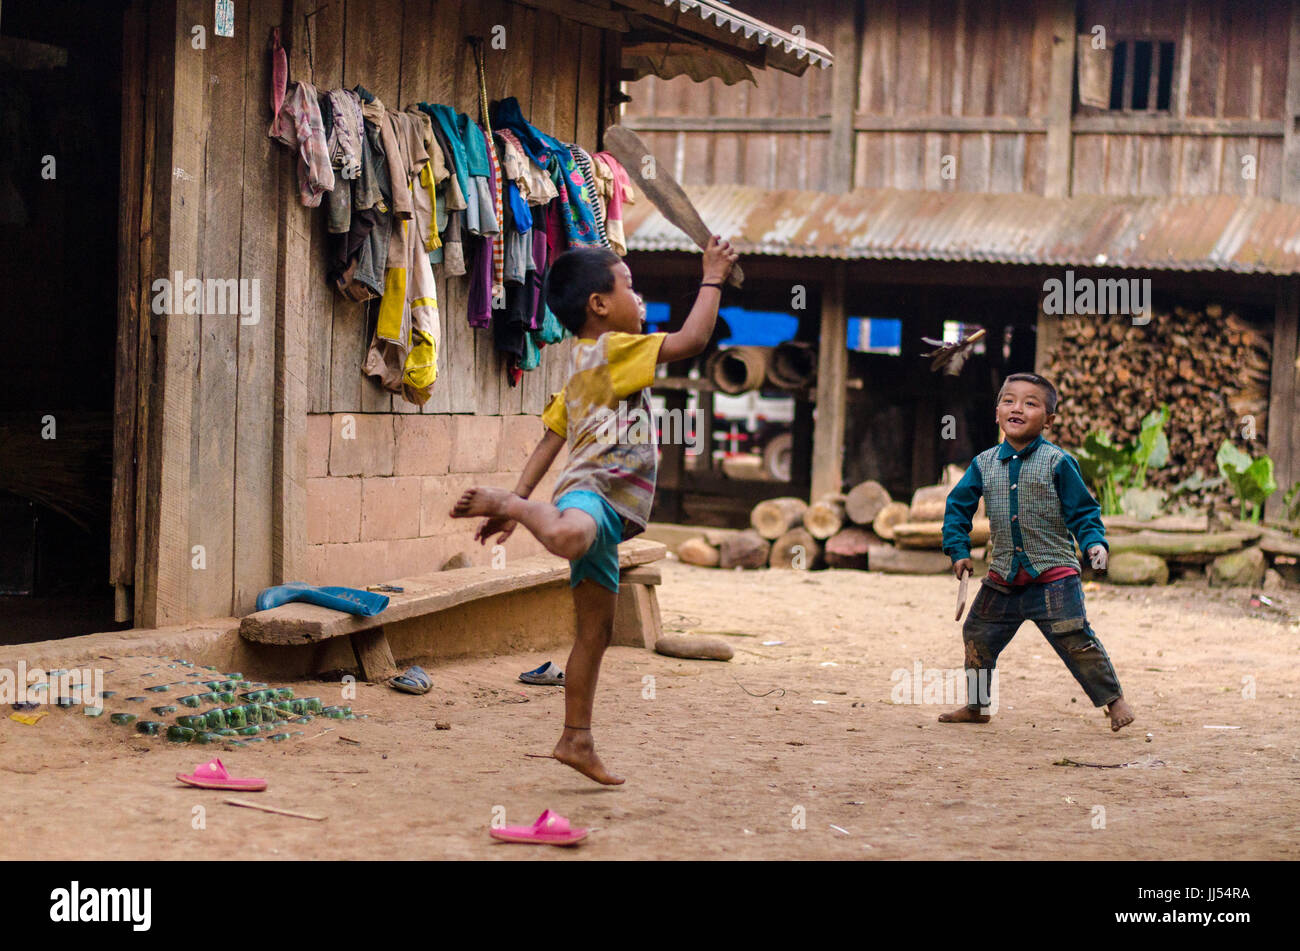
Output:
(623, 185), (1300, 274)
(649, 0), (834, 74)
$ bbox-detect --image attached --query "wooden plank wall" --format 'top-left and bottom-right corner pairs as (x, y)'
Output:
(1073, 0), (1290, 198)
(174, 0), (600, 618)
(853, 0), (1055, 193)
(621, 0), (836, 190)
(623, 0), (1295, 200)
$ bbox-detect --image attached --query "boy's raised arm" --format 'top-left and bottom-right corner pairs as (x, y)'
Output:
(513, 428), (566, 499)
(942, 463), (984, 572)
(657, 235), (738, 364)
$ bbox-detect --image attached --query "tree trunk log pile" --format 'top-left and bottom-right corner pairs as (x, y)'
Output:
(676, 481), (981, 574)
(1044, 307), (1271, 504)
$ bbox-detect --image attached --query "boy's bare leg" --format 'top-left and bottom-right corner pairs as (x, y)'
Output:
(553, 580), (624, 785)
(450, 486), (595, 561)
(1106, 696), (1135, 732)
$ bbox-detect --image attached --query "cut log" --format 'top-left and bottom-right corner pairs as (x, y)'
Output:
(1108, 530), (1252, 563)
(750, 496), (808, 539)
(824, 526), (877, 570)
(655, 634), (734, 661)
(703, 527), (742, 547)
(719, 529), (771, 569)
(677, 537), (720, 567)
(1257, 527), (1300, 558)
(804, 496), (846, 539)
(872, 501), (911, 540)
(766, 340), (817, 390)
(893, 518), (990, 550)
(866, 545), (952, 574)
(707, 346), (769, 394)
(1102, 514), (1210, 534)
(769, 527), (822, 569)
(909, 484), (950, 523)
(844, 480), (891, 525)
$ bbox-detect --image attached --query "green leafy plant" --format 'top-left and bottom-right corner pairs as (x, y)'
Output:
(1074, 404), (1171, 516)
(1215, 441), (1277, 523)
(1284, 481), (1300, 522)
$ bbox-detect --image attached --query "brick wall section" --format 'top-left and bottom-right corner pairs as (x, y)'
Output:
(304, 413), (562, 586)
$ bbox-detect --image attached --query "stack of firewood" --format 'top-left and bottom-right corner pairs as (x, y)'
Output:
(1044, 306), (1271, 501)
(675, 475), (984, 574)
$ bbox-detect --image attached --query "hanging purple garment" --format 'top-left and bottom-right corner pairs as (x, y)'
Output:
(529, 223), (548, 330)
(466, 234), (492, 329)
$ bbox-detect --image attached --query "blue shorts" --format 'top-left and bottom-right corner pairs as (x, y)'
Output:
(555, 490), (624, 593)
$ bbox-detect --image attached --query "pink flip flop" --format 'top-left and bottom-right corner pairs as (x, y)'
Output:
(175, 758), (267, 792)
(489, 809), (588, 846)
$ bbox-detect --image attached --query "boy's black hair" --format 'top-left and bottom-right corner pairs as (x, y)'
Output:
(999, 372), (1059, 414)
(542, 247), (623, 336)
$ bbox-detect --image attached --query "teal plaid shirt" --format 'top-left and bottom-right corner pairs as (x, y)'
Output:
(942, 435), (1108, 579)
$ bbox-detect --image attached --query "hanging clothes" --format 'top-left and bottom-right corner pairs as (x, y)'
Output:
(326, 89), (364, 180)
(363, 109), (441, 406)
(425, 113), (466, 274)
(593, 151), (635, 256)
(268, 80), (335, 207)
(490, 96), (553, 168)
(545, 145), (603, 248)
(570, 146), (608, 248)
(483, 127), (506, 304)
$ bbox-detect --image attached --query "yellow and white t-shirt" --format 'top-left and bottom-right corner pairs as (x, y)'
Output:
(542, 331), (667, 535)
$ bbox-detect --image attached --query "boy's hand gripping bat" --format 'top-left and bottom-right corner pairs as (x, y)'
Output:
(603, 125), (744, 289)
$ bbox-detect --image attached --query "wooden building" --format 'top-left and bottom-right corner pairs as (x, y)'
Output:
(622, 0), (1300, 521)
(0, 0), (830, 637)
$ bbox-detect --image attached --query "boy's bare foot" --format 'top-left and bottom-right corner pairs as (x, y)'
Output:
(938, 706), (990, 724)
(1106, 697), (1135, 732)
(450, 486), (513, 520)
(553, 729), (624, 785)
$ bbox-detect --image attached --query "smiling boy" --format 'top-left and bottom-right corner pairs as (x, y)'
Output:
(451, 237), (737, 783)
(940, 373), (1136, 732)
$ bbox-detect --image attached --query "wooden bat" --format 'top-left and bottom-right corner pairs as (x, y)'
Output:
(603, 125), (744, 288)
(955, 572), (970, 621)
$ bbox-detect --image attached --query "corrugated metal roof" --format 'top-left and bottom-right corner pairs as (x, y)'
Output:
(623, 185), (1300, 274)
(650, 0), (834, 74)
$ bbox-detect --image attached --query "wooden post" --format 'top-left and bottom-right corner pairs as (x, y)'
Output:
(1043, 0), (1076, 198)
(811, 264), (848, 501)
(350, 627), (398, 683)
(273, 2), (315, 585)
(825, 0), (862, 193)
(138, 0), (199, 626)
(1283, 1), (1300, 203)
(1267, 278), (1300, 519)
(111, 0), (149, 623)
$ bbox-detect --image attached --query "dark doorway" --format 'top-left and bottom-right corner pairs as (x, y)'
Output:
(0, 1), (130, 642)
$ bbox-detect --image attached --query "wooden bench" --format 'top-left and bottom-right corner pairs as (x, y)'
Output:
(239, 539), (667, 681)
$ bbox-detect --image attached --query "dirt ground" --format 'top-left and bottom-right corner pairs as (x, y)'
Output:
(2, 561), (1298, 860)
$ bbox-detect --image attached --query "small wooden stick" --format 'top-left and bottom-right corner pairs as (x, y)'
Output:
(225, 798), (326, 821)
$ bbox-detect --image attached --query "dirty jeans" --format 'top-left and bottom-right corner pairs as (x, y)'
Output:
(962, 574), (1122, 711)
